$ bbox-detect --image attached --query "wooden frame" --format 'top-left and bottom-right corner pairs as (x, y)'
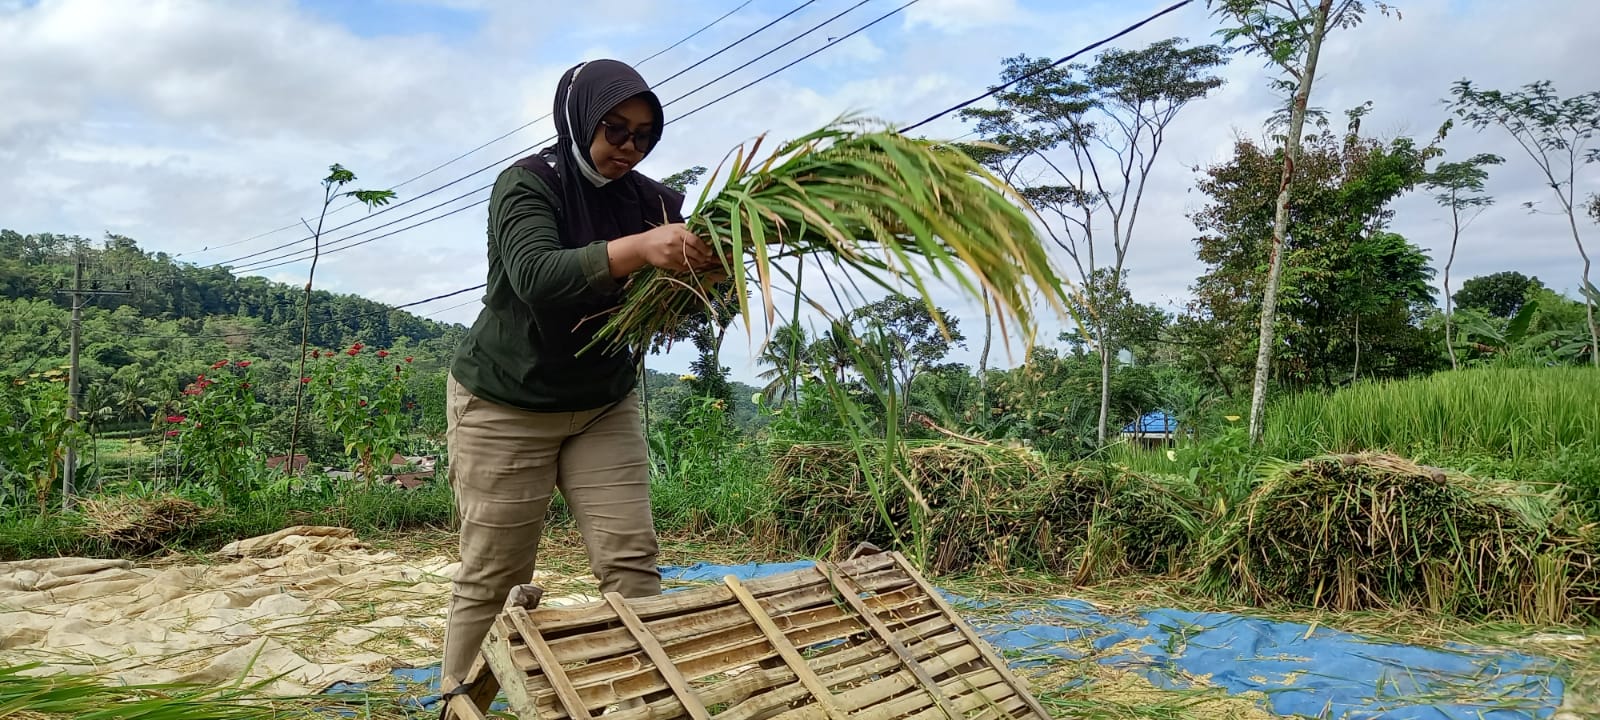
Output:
(444, 551), (1047, 720)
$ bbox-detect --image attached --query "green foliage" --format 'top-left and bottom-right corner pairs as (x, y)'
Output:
(0, 661), (278, 720)
(1454, 271), (1544, 319)
(1186, 117), (1442, 390)
(160, 360), (267, 505)
(1264, 367), (1600, 462)
(0, 369), (79, 510)
(647, 396), (770, 534)
(306, 343), (416, 479)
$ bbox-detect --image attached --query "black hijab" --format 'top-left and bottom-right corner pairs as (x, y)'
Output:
(512, 59), (685, 252)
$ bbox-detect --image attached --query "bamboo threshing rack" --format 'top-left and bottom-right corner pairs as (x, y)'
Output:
(442, 546), (1050, 720)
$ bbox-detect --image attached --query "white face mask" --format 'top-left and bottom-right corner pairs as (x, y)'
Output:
(566, 62), (614, 188)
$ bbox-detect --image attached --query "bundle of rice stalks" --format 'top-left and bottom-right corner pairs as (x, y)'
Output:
(589, 117), (1070, 357)
(768, 441), (1098, 574)
(79, 494), (212, 551)
(1076, 470), (1208, 583)
(1198, 453), (1589, 622)
(0, 662), (274, 720)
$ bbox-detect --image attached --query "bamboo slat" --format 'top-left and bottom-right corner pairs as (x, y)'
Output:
(454, 545), (1047, 720)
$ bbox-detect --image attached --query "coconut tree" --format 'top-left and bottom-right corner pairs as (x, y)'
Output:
(756, 322), (813, 405)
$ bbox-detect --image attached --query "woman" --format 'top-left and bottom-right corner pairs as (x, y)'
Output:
(441, 58), (719, 687)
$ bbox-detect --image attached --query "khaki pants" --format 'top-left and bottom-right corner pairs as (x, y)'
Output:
(441, 374), (660, 683)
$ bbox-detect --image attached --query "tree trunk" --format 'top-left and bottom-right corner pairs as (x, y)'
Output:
(1248, 0), (1332, 445)
(1096, 324), (1111, 445)
(1564, 210), (1600, 367)
(977, 286), (992, 418)
(1350, 314), (1360, 383)
(1445, 205), (1460, 371)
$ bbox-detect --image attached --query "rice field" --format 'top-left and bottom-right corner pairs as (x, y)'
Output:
(1263, 367), (1600, 462)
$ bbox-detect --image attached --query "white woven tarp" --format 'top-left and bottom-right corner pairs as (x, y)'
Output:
(0, 526), (468, 696)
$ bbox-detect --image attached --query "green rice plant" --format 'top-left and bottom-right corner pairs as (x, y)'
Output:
(647, 396), (774, 535)
(1264, 367), (1600, 463)
(0, 662), (275, 719)
(589, 116), (1071, 358)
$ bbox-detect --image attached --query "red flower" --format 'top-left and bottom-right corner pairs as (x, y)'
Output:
(311, 350), (321, 359)
(211, 360), (229, 369)
(165, 429), (181, 437)
(235, 360), (252, 368)
(300, 377), (312, 384)
(352, 342), (364, 351)
(196, 374), (206, 381)
(377, 350), (389, 358)
(183, 388), (202, 396)
(404, 356), (413, 363)
(241, 382), (251, 389)
(359, 399), (368, 407)
(165, 415), (185, 423)
(346, 347), (360, 357)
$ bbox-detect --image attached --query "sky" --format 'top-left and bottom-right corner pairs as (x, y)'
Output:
(3, 0), (1597, 384)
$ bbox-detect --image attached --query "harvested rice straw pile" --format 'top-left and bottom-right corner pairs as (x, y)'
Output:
(79, 494), (212, 551)
(768, 441), (1098, 574)
(587, 116), (1071, 358)
(1199, 452), (1596, 622)
(1077, 470), (1207, 581)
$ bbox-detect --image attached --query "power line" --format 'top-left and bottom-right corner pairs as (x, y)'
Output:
(899, 0), (1195, 134)
(661, 0), (870, 112)
(234, 198), (489, 274)
(174, 0), (761, 263)
(672, 0), (917, 123)
(224, 0), (895, 274)
(210, 0), (824, 271)
(229, 186), (487, 273)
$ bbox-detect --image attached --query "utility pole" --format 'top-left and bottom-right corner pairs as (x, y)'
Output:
(54, 240), (131, 510)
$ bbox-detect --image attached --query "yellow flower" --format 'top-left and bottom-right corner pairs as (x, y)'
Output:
(679, 373), (697, 382)
(1225, 415), (1241, 423)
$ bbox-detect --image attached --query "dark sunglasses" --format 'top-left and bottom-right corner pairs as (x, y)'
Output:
(598, 119), (656, 153)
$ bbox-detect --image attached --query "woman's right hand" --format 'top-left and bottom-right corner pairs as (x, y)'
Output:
(632, 223), (720, 274)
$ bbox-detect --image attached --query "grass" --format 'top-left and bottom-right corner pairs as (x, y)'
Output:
(1264, 366), (1600, 462)
(0, 479), (457, 561)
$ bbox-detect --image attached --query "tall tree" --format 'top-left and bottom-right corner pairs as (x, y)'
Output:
(1448, 80), (1600, 367)
(851, 296), (964, 425)
(1189, 119), (1437, 390)
(950, 111), (1046, 416)
(756, 322), (812, 405)
(285, 165), (394, 471)
(968, 38), (1225, 444)
(1423, 150), (1503, 369)
(1209, 0), (1393, 443)
(1454, 271), (1543, 319)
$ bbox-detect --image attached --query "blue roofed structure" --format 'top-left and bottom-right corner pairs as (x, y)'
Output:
(1121, 410), (1180, 446)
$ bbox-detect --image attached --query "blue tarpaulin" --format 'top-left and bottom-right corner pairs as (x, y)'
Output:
(323, 560), (1566, 719)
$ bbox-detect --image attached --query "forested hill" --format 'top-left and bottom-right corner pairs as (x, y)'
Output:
(1, 229), (470, 428)
(1, 230), (468, 353)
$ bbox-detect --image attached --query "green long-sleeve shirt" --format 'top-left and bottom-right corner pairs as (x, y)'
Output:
(450, 166), (638, 412)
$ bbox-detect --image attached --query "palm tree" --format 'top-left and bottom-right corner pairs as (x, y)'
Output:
(756, 322), (812, 405)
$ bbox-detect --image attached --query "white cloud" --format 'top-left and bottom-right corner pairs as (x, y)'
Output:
(903, 0), (1023, 32)
(3, 0), (1597, 384)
